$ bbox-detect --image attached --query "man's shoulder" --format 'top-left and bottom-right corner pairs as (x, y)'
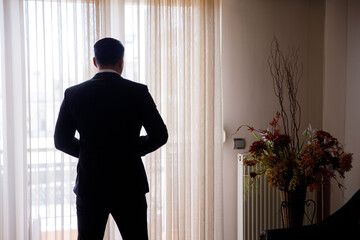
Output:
(121, 78), (148, 91)
(64, 81), (88, 96)
(64, 77), (148, 96)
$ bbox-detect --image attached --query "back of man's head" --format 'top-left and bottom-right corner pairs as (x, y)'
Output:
(94, 37), (124, 67)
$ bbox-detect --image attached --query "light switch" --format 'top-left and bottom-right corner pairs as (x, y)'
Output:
(233, 138), (246, 149)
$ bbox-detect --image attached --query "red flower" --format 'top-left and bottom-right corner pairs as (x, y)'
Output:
(270, 118), (277, 127)
(250, 172), (258, 178)
(247, 126), (255, 132)
(260, 129), (268, 135)
(273, 134), (291, 149)
(315, 130), (337, 148)
(274, 129), (280, 136)
(276, 111), (280, 118)
(270, 112), (281, 127)
(249, 140), (266, 156)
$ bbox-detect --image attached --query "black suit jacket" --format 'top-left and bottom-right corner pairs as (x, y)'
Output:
(54, 72), (168, 198)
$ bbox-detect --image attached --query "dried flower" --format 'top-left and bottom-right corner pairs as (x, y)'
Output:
(244, 157), (258, 167)
(239, 114), (353, 192)
(249, 140), (266, 157)
(298, 130), (353, 191)
(273, 134), (291, 150)
(339, 153), (353, 173)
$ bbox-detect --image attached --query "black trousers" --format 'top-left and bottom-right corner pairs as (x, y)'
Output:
(76, 193), (148, 240)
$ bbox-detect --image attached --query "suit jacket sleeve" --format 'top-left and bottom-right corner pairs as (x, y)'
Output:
(54, 90), (80, 158)
(139, 87), (168, 156)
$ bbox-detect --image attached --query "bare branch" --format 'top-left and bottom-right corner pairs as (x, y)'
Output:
(268, 36), (303, 151)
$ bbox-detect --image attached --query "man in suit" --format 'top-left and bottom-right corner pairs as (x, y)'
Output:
(54, 37), (168, 240)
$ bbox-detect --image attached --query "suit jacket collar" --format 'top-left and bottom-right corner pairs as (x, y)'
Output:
(91, 72), (123, 81)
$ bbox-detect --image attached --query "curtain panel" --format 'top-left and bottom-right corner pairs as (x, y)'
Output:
(0, 0), (27, 239)
(0, 0), (223, 239)
(108, 0), (223, 239)
(23, 0), (106, 238)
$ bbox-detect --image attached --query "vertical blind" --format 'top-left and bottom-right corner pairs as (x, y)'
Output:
(1, 0), (28, 239)
(0, 0), (4, 236)
(0, 0), (223, 239)
(23, 0), (104, 238)
(113, 1), (223, 240)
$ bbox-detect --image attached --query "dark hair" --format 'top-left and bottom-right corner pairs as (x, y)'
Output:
(94, 37), (124, 66)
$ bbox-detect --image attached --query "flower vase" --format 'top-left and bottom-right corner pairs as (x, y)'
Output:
(280, 186), (307, 228)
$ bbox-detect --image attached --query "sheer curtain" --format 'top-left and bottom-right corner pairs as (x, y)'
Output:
(0, 0), (223, 239)
(1, 0), (27, 239)
(108, 1), (223, 239)
(23, 0), (107, 239)
(0, 1), (4, 238)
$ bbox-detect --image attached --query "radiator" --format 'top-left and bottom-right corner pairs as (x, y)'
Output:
(237, 154), (282, 240)
(237, 154), (317, 240)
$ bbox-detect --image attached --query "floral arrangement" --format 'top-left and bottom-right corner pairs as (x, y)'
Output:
(237, 113), (353, 192)
(299, 128), (353, 191)
(236, 37), (353, 192)
(238, 112), (300, 191)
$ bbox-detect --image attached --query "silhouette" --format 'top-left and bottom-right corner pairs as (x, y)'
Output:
(54, 37), (168, 240)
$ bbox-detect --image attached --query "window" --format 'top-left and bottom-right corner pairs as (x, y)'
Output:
(23, 1), (148, 238)
(23, 1), (222, 239)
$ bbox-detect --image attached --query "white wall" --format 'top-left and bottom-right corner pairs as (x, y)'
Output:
(323, 0), (348, 214)
(323, 0), (360, 211)
(323, 0), (360, 202)
(343, 0), (360, 202)
(222, 0), (360, 238)
(222, 0), (325, 239)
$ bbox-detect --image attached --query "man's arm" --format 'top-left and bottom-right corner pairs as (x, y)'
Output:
(54, 91), (80, 158)
(139, 87), (168, 156)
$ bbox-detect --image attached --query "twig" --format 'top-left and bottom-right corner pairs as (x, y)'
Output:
(268, 36), (303, 151)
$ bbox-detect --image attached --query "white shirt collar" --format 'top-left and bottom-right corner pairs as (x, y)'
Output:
(97, 69), (120, 75)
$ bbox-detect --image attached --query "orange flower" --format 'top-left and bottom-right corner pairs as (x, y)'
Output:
(244, 158), (258, 167)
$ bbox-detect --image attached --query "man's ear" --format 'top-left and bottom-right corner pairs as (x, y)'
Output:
(93, 57), (98, 68)
(119, 57), (124, 68)
(118, 57), (124, 73)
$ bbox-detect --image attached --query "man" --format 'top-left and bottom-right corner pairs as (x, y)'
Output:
(54, 37), (168, 240)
